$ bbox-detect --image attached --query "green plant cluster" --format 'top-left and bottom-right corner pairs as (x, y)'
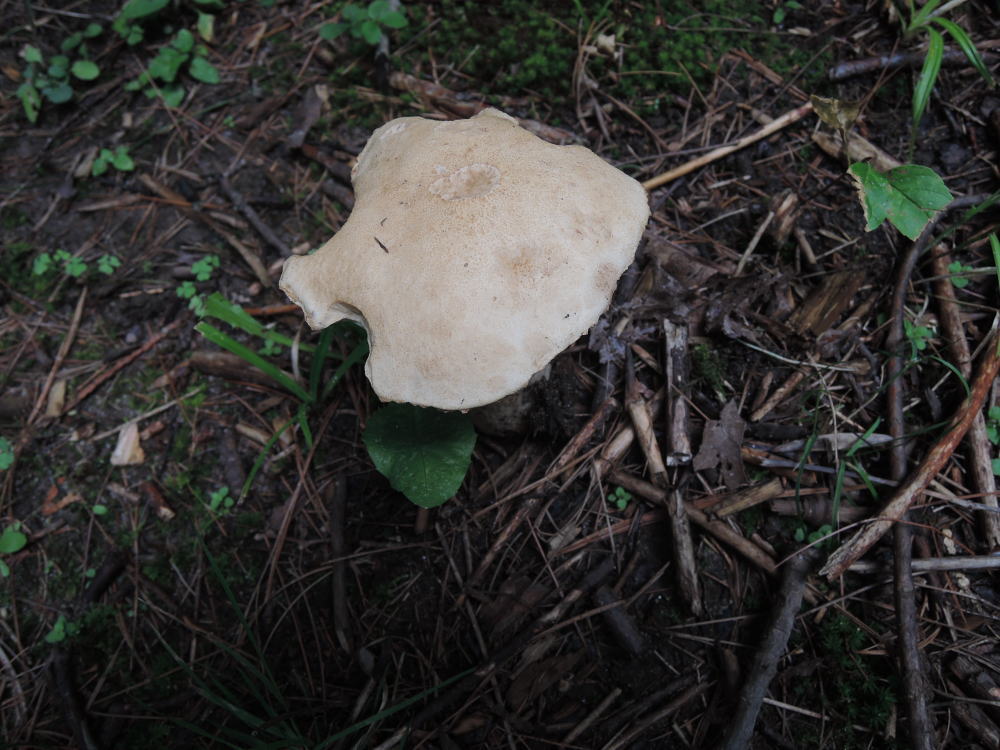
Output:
(125, 28), (220, 107)
(17, 25), (102, 123)
(321, 0), (408, 45)
(33, 249), (121, 280)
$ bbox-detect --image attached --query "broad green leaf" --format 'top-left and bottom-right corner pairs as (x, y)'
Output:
(360, 19), (381, 45)
(189, 56), (220, 84)
(932, 17), (994, 86)
(161, 83), (186, 107)
(149, 48), (187, 82)
(913, 27), (943, 127)
(84, 23), (103, 38)
(0, 437), (13, 470)
(363, 404), (476, 508)
(849, 162), (952, 240)
(62, 33), (83, 51)
(173, 29), (195, 53)
(71, 60), (100, 80)
(368, 0), (390, 20)
(382, 10), (407, 29)
(342, 4), (365, 21)
(320, 22), (347, 40)
(0, 524), (27, 554)
(43, 83), (73, 103)
(22, 44), (43, 64)
(111, 146), (134, 171)
(118, 0), (168, 21)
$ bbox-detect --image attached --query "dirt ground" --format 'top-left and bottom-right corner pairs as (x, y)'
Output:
(2, 1), (1000, 748)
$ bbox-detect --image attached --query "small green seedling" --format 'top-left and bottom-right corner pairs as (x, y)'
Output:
(946, 260), (973, 289)
(0, 522), (27, 578)
(904, 318), (935, 359)
(608, 485), (633, 511)
(771, 0), (803, 25)
(34, 249), (88, 278)
(97, 254), (122, 275)
(0, 437), (13, 471)
(849, 162), (952, 240)
(986, 406), (1000, 445)
(177, 254), (220, 316)
(794, 522), (834, 546)
(126, 28), (220, 107)
(44, 614), (80, 644)
(17, 31), (102, 122)
(93, 504), (109, 516)
(321, 0), (408, 45)
(92, 145), (135, 177)
(208, 487), (234, 514)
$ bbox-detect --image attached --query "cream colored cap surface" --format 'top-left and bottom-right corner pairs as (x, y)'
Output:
(279, 108), (649, 410)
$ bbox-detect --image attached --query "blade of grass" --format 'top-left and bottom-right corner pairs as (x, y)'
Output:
(991, 233), (1000, 291)
(912, 28), (943, 128)
(196, 322), (311, 402)
(321, 338), (369, 402)
(932, 17), (995, 85)
(240, 419), (294, 501)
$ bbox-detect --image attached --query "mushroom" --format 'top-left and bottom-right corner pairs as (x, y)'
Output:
(279, 107), (649, 410)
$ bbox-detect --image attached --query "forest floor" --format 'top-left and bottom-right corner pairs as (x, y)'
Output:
(2, 1), (1000, 748)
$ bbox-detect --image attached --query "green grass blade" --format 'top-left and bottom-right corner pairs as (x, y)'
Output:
(913, 28), (943, 127)
(196, 321), (311, 402)
(930, 355), (971, 397)
(848, 460), (880, 501)
(321, 339), (369, 402)
(309, 325), (336, 401)
(908, 0), (942, 30)
(932, 17), (995, 85)
(240, 419), (294, 501)
(202, 292), (324, 354)
(845, 417), (883, 458)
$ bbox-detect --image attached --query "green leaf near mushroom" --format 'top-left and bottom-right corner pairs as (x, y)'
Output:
(848, 163), (953, 241)
(363, 404), (476, 508)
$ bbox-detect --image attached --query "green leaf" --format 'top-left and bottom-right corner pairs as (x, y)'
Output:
(947, 260), (970, 288)
(118, 0), (169, 21)
(993, 457), (1000, 476)
(197, 12), (215, 41)
(913, 28), (943, 127)
(368, 0), (390, 20)
(62, 33), (83, 52)
(319, 22), (347, 40)
(990, 233), (1000, 293)
(382, 10), (407, 29)
(189, 56), (220, 84)
(359, 19), (382, 45)
(342, 4), (365, 22)
(161, 83), (186, 108)
(0, 524), (27, 554)
(149, 47), (187, 82)
(22, 44), (43, 64)
(932, 17), (994, 87)
(71, 60), (100, 80)
(92, 153), (109, 177)
(173, 29), (195, 53)
(17, 82), (41, 122)
(84, 23), (103, 38)
(363, 404), (476, 508)
(111, 145), (135, 171)
(98, 254), (121, 274)
(0, 438), (14, 470)
(848, 162), (952, 240)
(43, 82), (73, 103)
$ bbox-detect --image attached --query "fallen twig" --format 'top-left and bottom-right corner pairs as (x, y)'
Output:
(641, 102), (814, 191)
(719, 548), (816, 750)
(820, 332), (1000, 579)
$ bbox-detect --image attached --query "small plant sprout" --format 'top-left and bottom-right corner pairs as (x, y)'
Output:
(904, 318), (935, 359)
(608, 485), (633, 511)
(192, 254), (220, 281)
(44, 614), (80, 644)
(946, 260), (973, 288)
(208, 487), (234, 514)
(125, 27), (220, 107)
(17, 27), (102, 122)
(34, 249), (88, 278)
(321, 0), (408, 45)
(98, 254), (121, 275)
(177, 254), (221, 316)
(92, 145), (135, 177)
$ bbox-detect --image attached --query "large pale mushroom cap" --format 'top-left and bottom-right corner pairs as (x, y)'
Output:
(280, 108), (649, 410)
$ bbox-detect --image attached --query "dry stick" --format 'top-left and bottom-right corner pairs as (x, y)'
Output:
(849, 554), (1000, 573)
(819, 333), (1000, 579)
(641, 102), (814, 191)
(562, 686), (622, 744)
(592, 585), (645, 656)
(327, 477), (352, 653)
(625, 354), (667, 485)
(460, 496), (542, 603)
(719, 549), (815, 750)
(663, 319), (703, 615)
(604, 681), (712, 750)
(828, 43), (1000, 80)
(610, 470), (778, 575)
(885, 225), (935, 750)
(549, 396), (618, 478)
(220, 172), (291, 256)
(28, 286), (86, 425)
(931, 246), (1000, 548)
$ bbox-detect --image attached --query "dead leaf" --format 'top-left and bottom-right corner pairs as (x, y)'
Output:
(693, 400), (747, 491)
(45, 379), (66, 417)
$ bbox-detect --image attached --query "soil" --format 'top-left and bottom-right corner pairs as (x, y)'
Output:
(2, 2), (1000, 748)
